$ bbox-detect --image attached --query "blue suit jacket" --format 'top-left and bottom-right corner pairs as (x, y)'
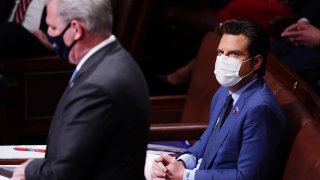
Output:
(187, 78), (287, 180)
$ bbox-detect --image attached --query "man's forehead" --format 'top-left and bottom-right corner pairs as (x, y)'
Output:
(218, 34), (249, 52)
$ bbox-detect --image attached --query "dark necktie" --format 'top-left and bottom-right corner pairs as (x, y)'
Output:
(200, 94), (234, 169)
(217, 94), (234, 128)
(13, 0), (32, 24)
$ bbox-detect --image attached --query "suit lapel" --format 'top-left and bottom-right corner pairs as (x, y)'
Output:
(204, 78), (264, 169)
(206, 89), (230, 141)
(205, 110), (237, 168)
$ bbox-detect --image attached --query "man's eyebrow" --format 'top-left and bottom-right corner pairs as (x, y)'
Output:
(216, 49), (247, 56)
(229, 50), (243, 54)
(218, 50), (244, 56)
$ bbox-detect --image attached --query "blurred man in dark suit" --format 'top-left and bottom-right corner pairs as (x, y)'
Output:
(10, 0), (150, 179)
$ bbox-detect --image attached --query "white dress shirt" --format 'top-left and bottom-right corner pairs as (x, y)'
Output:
(75, 35), (117, 72)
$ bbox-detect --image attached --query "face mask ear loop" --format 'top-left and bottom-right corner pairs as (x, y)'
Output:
(240, 68), (254, 79)
(242, 56), (256, 63)
(62, 23), (71, 34)
(240, 56), (257, 78)
(67, 39), (78, 51)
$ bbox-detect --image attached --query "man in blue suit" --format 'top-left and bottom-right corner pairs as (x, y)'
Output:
(151, 19), (287, 180)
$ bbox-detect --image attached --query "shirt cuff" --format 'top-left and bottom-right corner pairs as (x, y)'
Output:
(177, 153), (197, 169)
(183, 169), (196, 180)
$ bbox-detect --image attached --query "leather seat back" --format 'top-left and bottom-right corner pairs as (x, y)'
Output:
(180, 32), (220, 123)
(282, 121), (320, 180)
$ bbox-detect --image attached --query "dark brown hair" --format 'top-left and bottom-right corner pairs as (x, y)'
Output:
(218, 19), (270, 76)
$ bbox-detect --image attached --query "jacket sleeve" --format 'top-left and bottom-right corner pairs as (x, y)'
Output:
(25, 83), (115, 180)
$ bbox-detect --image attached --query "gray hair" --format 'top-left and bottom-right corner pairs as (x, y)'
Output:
(51, 0), (113, 35)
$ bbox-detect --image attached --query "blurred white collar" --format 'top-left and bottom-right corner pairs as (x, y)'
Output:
(76, 35), (116, 72)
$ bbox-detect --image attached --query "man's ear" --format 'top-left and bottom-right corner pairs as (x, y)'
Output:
(71, 20), (84, 40)
(252, 55), (263, 71)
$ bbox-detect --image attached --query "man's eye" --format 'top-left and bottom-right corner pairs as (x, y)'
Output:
(230, 53), (239, 58)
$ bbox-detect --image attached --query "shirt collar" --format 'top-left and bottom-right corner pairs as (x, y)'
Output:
(75, 34), (116, 72)
(229, 79), (258, 105)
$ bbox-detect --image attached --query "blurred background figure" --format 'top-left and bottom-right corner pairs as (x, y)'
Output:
(0, 0), (54, 60)
(149, 0), (320, 95)
(271, 0), (320, 94)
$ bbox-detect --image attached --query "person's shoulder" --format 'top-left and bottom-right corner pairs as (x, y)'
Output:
(252, 82), (276, 100)
(99, 40), (135, 64)
(91, 44), (143, 84)
(241, 79), (275, 101)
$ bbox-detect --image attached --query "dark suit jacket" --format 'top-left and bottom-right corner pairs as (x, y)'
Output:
(25, 39), (150, 180)
(186, 78), (287, 180)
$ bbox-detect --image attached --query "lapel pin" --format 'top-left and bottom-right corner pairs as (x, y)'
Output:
(232, 106), (239, 114)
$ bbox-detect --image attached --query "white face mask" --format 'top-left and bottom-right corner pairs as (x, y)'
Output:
(214, 55), (254, 87)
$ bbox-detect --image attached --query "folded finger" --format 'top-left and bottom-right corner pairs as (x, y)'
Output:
(153, 155), (164, 163)
(151, 166), (167, 179)
(151, 169), (166, 178)
(152, 161), (167, 172)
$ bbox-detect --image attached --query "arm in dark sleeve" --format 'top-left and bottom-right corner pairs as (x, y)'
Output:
(25, 84), (115, 180)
